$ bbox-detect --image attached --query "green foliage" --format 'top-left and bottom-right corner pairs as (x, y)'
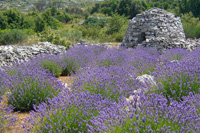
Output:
(78, 14), (128, 42)
(0, 29), (27, 45)
(91, 0), (147, 18)
(79, 23), (102, 40)
(1, 8), (24, 29)
(106, 14), (127, 34)
(0, 12), (7, 30)
(40, 28), (71, 49)
(1, 0), (200, 44)
(112, 32), (125, 42)
(181, 12), (200, 38)
(84, 16), (108, 27)
(0, 7), (70, 34)
(40, 60), (63, 77)
(34, 15), (47, 32)
(60, 29), (82, 43)
(22, 16), (36, 29)
(65, 6), (90, 19)
(7, 72), (60, 111)
(179, 0), (200, 18)
(50, 7), (72, 23)
(157, 73), (200, 102)
(108, 112), (182, 132)
(83, 83), (120, 102)
(62, 59), (78, 76)
(42, 10), (63, 30)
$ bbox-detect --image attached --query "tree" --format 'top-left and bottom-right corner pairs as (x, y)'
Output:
(2, 8), (24, 29)
(34, 15), (46, 32)
(0, 13), (7, 30)
(129, 0), (147, 18)
(106, 14), (127, 34)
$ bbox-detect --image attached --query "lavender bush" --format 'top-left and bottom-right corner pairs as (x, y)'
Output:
(0, 70), (14, 132)
(1, 44), (200, 132)
(28, 90), (116, 132)
(4, 64), (64, 111)
(60, 45), (107, 75)
(159, 48), (190, 62)
(72, 65), (141, 102)
(89, 94), (200, 132)
(154, 58), (200, 102)
(126, 47), (159, 75)
(95, 48), (129, 67)
(35, 54), (64, 77)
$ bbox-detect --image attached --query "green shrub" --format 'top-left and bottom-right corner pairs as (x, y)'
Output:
(34, 15), (47, 32)
(24, 29), (35, 35)
(54, 11), (72, 23)
(60, 29), (82, 43)
(112, 32), (125, 42)
(1, 8), (24, 29)
(156, 73), (200, 102)
(39, 59), (63, 77)
(0, 12), (7, 30)
(22, 16), (36, 29)
(106, 14), (128, 35)
(0, 29), (27, 45)
(40, 28), (71, 49)
(181, 12), (200, 38)
(79, 24), (102, 40)
(84, 17), (108, 27)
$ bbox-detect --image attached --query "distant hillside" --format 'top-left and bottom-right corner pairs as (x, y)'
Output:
(0, 0), (104, 11)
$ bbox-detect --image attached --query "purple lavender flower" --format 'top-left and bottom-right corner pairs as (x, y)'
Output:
(3, 63), (65, 111)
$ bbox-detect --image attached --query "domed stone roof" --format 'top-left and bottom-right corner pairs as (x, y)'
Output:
(122, 8), (186, 53)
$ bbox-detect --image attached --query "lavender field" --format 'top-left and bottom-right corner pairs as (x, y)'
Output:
(1, 45), (200, 132)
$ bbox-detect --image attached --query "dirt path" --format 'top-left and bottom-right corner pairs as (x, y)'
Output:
(58, 76), (73, 86)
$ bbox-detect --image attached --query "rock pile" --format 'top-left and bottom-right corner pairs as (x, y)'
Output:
(0, 42), (66, 67)
(185, 38), (200, 51)
(126, 74), (157, 111)
(122, 8), (192, 52)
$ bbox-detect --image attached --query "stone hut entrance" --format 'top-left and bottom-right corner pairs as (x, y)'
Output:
(138, 32), (146, 44)
(122, 8), (186, 52)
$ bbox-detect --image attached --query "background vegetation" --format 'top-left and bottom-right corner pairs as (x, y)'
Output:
(0, 0), (200, 46)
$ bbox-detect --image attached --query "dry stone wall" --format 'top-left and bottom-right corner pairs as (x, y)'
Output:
(122, 8), (188, 52)
(0, 42), (66, 67)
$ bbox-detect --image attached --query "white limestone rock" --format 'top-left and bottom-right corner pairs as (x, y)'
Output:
(136, 74), (157, 93)
(0, 42), (66, 67)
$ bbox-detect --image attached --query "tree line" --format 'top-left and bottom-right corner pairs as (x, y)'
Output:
(91, 0), (200, 19)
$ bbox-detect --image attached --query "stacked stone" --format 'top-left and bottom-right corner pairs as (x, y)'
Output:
(122, 8), (186, 53)
(0, 42), (66, 67)
(185, 38), (200, 51)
